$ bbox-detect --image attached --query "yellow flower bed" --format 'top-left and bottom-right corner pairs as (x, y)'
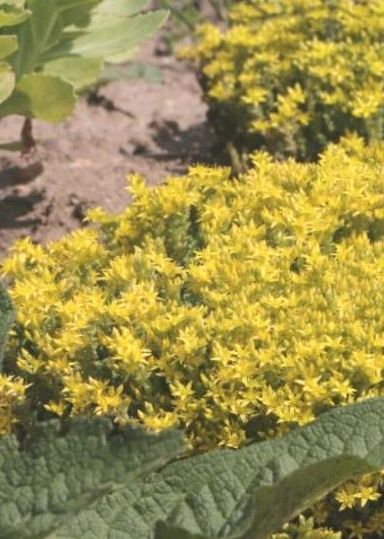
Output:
(186, 0), (384, 161)
(3, 137), (384, 536)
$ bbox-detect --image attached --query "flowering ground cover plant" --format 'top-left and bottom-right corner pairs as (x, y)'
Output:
(3, 136), (384, 536)
(186, 0), (384, 165)
(0, 0), (167, 151)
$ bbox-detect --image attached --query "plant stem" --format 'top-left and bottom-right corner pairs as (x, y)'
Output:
(21, 118), (36, 155)
(226, 141), (244, 176)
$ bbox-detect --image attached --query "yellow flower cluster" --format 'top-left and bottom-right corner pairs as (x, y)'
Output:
(186, 0), (384, 161)
(3, 136), (384, 536)
(0, 374), (28, 436)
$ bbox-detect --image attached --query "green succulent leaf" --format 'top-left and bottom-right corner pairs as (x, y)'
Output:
(0, 281), (14, 370)
(10, 0), (100, 76)
(0, 35), (18, 59)
(2, 399), (384, 538)
(0, 4), (30, 27)
(89, 0), (150, 23)
(0, 419), (185, 538)
(60, 10), (169, 61)
(0, 73), (75, 121)
(0, 0), (167, 147)
(0, 61), (15, 104)
(43, 56), (103, 90)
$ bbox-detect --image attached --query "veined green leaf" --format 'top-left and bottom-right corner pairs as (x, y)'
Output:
(43, 56), (102, 90)
(0, 35), (18, 59)
(51, 10), (168, 60)
(87, 0), (150, 27)
(0, 73), (75, 121)
(56, 398), (384, 539)
(2, 400), (384, 538)
(10, 0), (100, 76)
(0, 62), (15, 104)
(0, 420), (185, 538)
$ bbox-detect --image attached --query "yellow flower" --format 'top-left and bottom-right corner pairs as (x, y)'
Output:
(185, 0), (384, 159)
(138, 403), (178, 433)
(3, 138), (384, 537)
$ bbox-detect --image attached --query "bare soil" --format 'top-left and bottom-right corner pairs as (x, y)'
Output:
(0, 39), (218, 257)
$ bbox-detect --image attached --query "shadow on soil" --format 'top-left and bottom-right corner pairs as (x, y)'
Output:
(0, 191), (45, 229)
(0, 160), (45, 230)
(150, 119), (222, 168)
(0, 161), (43, 189)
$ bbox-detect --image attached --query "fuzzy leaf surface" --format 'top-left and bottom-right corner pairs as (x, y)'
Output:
(52, 399), (384, 539)
(0, 419), (185, 538)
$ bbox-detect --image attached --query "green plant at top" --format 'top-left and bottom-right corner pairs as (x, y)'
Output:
(0, 0), (168, 152)
(3, 136), (384, 536)
(184, 0), (384, 167)
(2, 398), (384, 538)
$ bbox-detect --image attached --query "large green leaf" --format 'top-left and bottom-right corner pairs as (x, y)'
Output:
(2, 399), (384, 538)
(48, 10), (168, 61)
(0, 61), (15, 103)
(0, 73), (75, 121)
(0, 419), (185, 538)
(43, 55), (102, 90)
(56, 399), (384, 539)
(0, 282), (14, 370)
(10, 0), (100, 76)
(89, 0), (150, 23)
(10, 0), (166, 75)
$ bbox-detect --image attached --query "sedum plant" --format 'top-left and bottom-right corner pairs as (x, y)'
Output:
(0, 0), (167, 151)
(2, 398), (384, 538)
(3, 136), (384, 536)
(185, 0), (384, 165)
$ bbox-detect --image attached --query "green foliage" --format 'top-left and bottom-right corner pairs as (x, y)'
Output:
(0, 0), (167, 149)
(186, 0), (384, 164)
(0, 418), (184, 538)
(2, 398), (384, 538)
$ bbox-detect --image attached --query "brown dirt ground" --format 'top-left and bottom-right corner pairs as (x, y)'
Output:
(0, 38), (219, 257)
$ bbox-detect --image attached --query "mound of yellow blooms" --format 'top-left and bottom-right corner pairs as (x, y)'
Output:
(187, 0), (384, 161)
(3, 137), (384, 537)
